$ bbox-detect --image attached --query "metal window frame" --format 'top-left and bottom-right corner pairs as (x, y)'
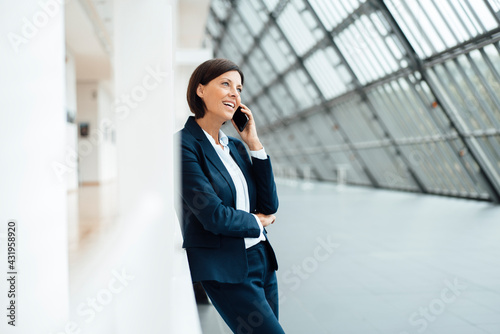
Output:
(206, 0), (500, 202)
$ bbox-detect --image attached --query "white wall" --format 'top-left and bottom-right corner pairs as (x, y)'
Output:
(76, 81), (116, 184)
(173, 50), (214, 131)
(113, 0), (201, 333)
(66, 48), (78, 117)
(174, 0), (212, 130)
(97, 81), (117, 183)
(65, 49), (79, 191)
(0, 1), (69, 332)
(76, 82), (100, 183)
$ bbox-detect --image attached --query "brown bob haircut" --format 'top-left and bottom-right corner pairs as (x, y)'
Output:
(187, 58), (244, 119)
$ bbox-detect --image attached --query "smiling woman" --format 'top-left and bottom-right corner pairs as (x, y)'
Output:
(176, 58), (285, 333)
(195, 70), (242, 125)
(186, 58), (244, 119)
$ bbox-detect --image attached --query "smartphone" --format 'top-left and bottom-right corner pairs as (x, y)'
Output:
(232, 106), (249, 132)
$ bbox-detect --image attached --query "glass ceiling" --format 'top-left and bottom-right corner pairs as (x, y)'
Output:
(206, 0), (500, 203)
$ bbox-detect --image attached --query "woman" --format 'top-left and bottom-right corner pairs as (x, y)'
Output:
(177, 58), (285, 333)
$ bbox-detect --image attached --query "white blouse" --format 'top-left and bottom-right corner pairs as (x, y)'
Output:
(202, 129), (267, 248)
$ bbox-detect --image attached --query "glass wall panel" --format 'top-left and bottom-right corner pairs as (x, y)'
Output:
(277, 2), (323, 56)
(427, 51), (500, 132)
(386, 0), (499, 58)
(397, 140), (489, 197)
(307, 112), (347, 147)
(237, 0), (266, 36)
(254, 93), (282, 125)
(304, 47), (353, 99)
(207, 0), (500, 201)
(211, 0), (230, 20)
(227, 18), (255, 55)
(206, 14), (221, 39)
(357, 147), (419, 190)
(283, 69), (318, 109)
(309, 0), (366, 30)
(262, 0), (279, 12)
(247, 48), (278, 83)
(239, 63), (259, 98)
(217, 32), (243, 64)
(334, 13), (406, 84)
(267, 83), (298, 117)
(477, 136), (500, 179)
(261, 28), (295, 73)
(332, 98), (385, 143)
(329, 150), (371, 185)
(368, 77), (447, 139)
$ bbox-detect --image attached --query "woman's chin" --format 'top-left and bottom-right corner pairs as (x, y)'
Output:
(221, 116), (233, 126)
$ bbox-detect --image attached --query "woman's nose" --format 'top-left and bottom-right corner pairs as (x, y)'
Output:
(229, 87), (239, 97)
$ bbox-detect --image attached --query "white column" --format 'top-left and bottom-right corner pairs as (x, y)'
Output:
(114, 0), (200, 333)
(0, 1), (68, 333)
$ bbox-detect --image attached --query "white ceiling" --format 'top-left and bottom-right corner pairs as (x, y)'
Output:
(65, 0), (111, 81)
(177, 0), (211, 49)
(90, 0), (113, 40)
(65, 0), (211, 81)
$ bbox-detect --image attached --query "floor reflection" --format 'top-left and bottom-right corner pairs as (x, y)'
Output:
(68, 182), (118, 257)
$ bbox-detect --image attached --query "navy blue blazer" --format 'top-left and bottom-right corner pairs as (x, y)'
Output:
(177, 116), (279, 283)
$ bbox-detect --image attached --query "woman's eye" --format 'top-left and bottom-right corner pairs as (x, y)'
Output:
(237, 88), (242, 93)
(222, 82), (229, 86)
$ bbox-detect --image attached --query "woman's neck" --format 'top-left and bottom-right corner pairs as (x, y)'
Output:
(195, 115), (223, 145)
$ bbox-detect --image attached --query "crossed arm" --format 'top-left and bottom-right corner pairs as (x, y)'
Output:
(181, 142), (278, 237)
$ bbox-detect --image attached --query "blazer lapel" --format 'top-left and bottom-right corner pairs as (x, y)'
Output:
(185, 117), (237, 202)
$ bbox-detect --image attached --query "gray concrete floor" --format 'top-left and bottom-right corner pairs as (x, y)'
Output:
(199, 180), (500, 334)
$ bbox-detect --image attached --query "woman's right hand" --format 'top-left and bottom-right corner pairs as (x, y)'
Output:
(255, 213), (276, 227)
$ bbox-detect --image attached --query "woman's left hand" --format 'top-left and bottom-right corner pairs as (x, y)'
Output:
(255, 213), (276, 227)
(232, 103), (263, 151)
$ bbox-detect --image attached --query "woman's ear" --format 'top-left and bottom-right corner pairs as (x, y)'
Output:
(196, 84), (204, 98)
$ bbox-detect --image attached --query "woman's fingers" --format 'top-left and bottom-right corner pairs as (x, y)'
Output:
(239, 103), (253, 120)
(256, 213), (276, 227)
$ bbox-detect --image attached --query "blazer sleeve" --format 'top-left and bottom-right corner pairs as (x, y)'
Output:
(252, 155), (279, 214)
(181, 141), (261, 238)
(233, 139), (279, 215)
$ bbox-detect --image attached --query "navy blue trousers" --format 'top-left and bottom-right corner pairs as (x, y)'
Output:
(201, 241), (285, 334)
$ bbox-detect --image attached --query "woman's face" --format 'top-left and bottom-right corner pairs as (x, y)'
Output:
(197, 70), (242, 122)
